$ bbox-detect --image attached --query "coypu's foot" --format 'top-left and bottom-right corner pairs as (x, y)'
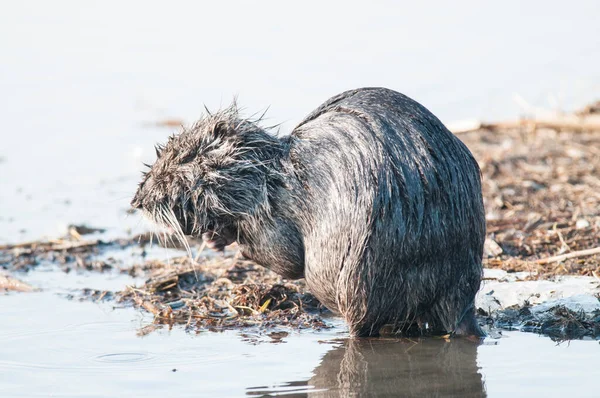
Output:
(452, 311), (486, 339)
(349, 321), (387, 338)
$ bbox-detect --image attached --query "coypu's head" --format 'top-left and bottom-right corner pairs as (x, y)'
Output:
(131, 105), (283, 250)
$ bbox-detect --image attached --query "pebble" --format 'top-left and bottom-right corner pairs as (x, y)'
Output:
(576, 219), (590, 229)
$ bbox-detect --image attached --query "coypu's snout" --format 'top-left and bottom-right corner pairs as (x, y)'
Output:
(130, 192), (143, 210)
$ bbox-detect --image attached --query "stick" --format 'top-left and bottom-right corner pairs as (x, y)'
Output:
(536, 246), (600, 265)
(133, 296), (161, 315)
(0, 272), (35, 292)
(451, 115), (600, 135)
(0, 240), (49, 250)
(0, 240), (99, 252)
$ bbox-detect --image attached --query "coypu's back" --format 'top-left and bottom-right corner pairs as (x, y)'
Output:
(287, 88), (485, 336)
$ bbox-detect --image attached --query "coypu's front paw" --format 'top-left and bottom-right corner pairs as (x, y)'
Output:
(202, 231), (234, 252)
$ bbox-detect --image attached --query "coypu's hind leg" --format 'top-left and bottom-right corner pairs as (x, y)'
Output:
(336, 272), (398, 338)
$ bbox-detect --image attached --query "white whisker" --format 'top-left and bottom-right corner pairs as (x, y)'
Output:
(164, 206), (199, 280)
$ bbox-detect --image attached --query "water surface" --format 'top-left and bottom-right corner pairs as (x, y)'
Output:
(2, 286), (599, 397)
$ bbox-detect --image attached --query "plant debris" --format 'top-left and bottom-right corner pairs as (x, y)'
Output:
(0, 270), (35, 292)
(117, 255), (330, 333)
(459, 121), (600, 278)
(1, 236), (130, 273)
(485, 303), (600, 341)
(0, 231), (186, 273)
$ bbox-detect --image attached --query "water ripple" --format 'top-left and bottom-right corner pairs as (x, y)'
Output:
(93, 352), (155, 364)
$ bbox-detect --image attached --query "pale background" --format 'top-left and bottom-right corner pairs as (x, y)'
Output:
(1, 0), (598, 243)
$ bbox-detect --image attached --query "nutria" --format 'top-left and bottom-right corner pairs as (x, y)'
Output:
(131, 87), (485, 337)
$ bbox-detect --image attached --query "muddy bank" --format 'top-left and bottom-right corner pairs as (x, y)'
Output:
(2, 232), (599, 339)
(459, 119), (600, 277)
(478, 269), (600, 339)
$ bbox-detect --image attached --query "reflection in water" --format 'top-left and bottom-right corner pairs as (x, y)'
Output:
(247, 338), (486, 397)
(309, 338), (486, 397)
(247, 339), (487, 397)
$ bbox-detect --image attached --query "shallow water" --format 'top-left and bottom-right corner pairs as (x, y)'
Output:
(0, 292), (336, 397)
(2, 1), (600, 396)
(2, 287), (600, 397)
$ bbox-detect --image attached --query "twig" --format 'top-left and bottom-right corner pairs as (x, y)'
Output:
(0, 240), (99, 253)
(0, 271), (35, 292)
(536, 246), (600, 265)
(133, 296), (161, 315)
(451, 115), (600, 135)
(553, 223), (570, 254)
(96, 291), (108, 302)
(0, 241), (42, 250)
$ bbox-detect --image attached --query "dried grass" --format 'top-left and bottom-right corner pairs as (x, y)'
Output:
(116, 255), (329, 332)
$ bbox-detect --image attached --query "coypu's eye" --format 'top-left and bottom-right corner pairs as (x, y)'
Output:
(180, 151), (197, 164)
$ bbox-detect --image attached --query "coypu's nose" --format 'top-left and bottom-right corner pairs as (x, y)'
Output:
(130, 193), (143, 209)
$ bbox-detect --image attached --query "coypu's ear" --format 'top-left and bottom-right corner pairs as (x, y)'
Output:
(211, 121), (230, 137)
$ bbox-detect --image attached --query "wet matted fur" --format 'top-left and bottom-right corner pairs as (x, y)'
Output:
(132, 87), (486, 337)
